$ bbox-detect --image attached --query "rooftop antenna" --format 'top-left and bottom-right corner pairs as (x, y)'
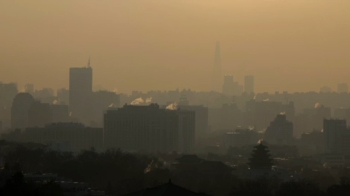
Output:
(87, 56), (91, 67)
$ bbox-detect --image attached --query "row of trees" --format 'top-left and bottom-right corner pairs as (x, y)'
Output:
(0, 172), (63, 196)
(2, 145), (153, 194)
(1, 141), (350, 196)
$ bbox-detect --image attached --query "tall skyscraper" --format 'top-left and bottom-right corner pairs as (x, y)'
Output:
(69, 58), (93, 124)
(0, 82), (18, 128)
(244, 75), (255, 94)
(212, 41), (222, 92)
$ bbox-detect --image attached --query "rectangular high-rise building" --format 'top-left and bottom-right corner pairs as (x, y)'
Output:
(104, 104), (195, 153)
(323, 119), (346, 154)
(244, 75), (254, 94)
(0, 82), (18, 128)
(69, 66), (93, 124)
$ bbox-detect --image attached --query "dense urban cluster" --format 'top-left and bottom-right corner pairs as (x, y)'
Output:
(1, 46), (350, 195)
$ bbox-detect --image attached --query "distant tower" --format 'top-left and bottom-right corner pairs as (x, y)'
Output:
(69, 58), (93, 124)
(244, 75), (255, 94)
(212, 41), (222, 92)
(87, 56), (91, 67)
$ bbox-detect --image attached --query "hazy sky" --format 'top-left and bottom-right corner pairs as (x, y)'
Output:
(1, 0), (349, 94)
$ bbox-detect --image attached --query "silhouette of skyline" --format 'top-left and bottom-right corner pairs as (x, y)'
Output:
(1, 1), (350, 195)
(1, 1), (350, 93)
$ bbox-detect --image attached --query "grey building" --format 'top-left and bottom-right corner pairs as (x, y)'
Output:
(104, 104), (195, 153)
(11, 93), (35, 130)
(69, 61), (93, 124)
(23, 123), (103, 152)
(178, 105), (208, 139)
(28, 101), (52, 127)
(323, 119), (347, 154)
(51, 104), (69, 123)
(0, 82), (18, 128)
(264, 114), (294, 145)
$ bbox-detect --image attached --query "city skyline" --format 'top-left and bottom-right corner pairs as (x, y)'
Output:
(1, 0), (350, 93)
(2, 1), (350, 195)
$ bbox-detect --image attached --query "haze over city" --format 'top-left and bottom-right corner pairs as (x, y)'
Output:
(2, 1), (350, 196)
(1, 0), (350, 93)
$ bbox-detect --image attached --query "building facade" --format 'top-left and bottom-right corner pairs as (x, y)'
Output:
(264, 114), (294, 145)
(69, 65), (93, 124)
(323, 119), (347, 154)
(0, 82), (18, 128)
(178, 105), (208, 139)
(11, 93), (35, 130)
(104, 104), (195, 153)
(23, 123), (103, 151)
(51, 104), (69, 123)
(28, 101), (52, 127)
